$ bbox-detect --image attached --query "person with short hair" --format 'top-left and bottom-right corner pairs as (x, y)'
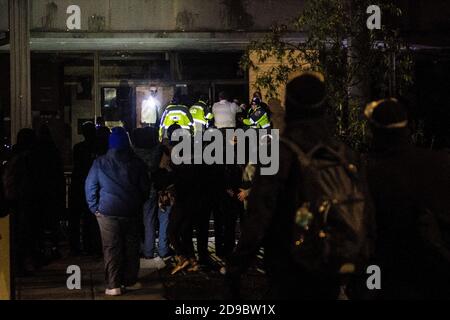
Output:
(212, 91), (240, 129)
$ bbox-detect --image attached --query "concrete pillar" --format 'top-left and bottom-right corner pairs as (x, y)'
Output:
(94, 51), (100, 123)
(9, 0), (31, 144)
(1, 0), (32, 301)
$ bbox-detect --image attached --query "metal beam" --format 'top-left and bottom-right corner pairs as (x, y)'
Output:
(94, 51), (100, 124)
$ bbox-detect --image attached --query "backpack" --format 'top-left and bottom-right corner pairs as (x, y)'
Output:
(281, 138), (368, 275)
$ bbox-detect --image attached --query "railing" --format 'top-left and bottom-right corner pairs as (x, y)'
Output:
(64, 172), (72, 210)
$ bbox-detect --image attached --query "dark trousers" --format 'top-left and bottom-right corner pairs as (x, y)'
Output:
(11, 203), (43, 274)
(214, 193), (241, 259)
(82, 210), (102, 254)
(195, 199), (213, 261)
(69, 207), (102, 255)
(168, 200), (195, 259)
(96, 214), (140, 289)
(68, 208), (81, 253)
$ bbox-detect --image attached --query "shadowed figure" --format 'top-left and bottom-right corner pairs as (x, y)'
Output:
(69, 121), (102, 256)
(3, 129), (43, 275)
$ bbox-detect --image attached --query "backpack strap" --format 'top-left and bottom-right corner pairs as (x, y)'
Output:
(281, 138), (359, 176)
(280, 137), (311, 167)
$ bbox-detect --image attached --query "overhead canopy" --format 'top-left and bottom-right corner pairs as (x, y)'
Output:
(0, 32), (307, 51)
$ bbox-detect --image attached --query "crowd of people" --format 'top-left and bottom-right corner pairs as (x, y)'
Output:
(1, 72), (449, 300)
(1, 126), (66, 275)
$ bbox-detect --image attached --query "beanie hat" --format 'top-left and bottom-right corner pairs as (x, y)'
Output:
(252, 97), (261, 105)
(285, 72), (327, 121)
(364, 98), (408, 129)
(109, 127), (131, 151)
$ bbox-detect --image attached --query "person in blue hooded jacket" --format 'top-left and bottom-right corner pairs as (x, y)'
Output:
(85, 127), (150, 296)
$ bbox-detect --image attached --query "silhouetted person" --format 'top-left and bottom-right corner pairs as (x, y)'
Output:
(69, 121), (101, 255)
(165, 124), (201, 274)
(365, 98), (450, 299)
(3, 128), (42, 275)
(35, 124), (65, 261)
(96, 125), (111, 156)
(214, 164), (243, 261)
(227, 73), (375, 300)
(117, 80), (133, 132)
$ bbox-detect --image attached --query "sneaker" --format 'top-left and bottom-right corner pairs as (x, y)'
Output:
(124, 282), (143, 291)
(219, 266), (227, 275)
(161, 252), (174, 261)
(155, 257), (167, 269)
(171, 256), (190, 275)
(105, 288), (122, 296)
(140, 257), (166, 270)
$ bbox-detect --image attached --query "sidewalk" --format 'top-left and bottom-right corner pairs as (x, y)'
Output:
(15, 238), (266, 300)
(15, 253), (165, 300)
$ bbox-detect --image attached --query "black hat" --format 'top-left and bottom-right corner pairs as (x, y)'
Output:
(364, 98), (408, 129)
(285, 72), (327, 121)
(252, 97), (261, 105)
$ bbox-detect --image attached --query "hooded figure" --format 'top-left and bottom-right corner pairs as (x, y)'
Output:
(226, 72), (375, 300)
(3, 128), (43, 275)
(365, 98), (450, 299)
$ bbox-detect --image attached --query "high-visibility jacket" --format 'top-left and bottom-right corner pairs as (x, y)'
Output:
(189, 100), (214, 133)
(243, 106), (271, 129)
(159, 104), (195, 141)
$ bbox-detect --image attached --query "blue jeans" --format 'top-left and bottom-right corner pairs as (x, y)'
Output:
(143, 192), (171, 258)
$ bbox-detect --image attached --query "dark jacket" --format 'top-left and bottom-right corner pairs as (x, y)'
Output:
(367, 130), (450, 298)
(3, 147), (42, 209)
(228, 118), (375, 281)
(85, 149), (150, 217)
(134, 145), (162, 184)
(71, 139), (97, 211)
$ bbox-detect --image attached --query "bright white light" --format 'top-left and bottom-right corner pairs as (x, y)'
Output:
(141, 95), (160, 124)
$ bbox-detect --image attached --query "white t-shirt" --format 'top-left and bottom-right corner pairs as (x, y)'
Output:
(212, 100), (239, 128)
(141, 97), (161, 124)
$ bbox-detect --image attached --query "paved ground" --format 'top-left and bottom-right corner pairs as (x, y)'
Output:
(15, 238), (266, 300)
(15, 254), (165, 300)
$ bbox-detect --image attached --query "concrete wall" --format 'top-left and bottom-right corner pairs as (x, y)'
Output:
(29, 0), (304, 32)
(249, 50), (307, 106)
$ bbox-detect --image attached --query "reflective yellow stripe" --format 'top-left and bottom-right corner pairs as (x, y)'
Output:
(194, 119), (207, 125)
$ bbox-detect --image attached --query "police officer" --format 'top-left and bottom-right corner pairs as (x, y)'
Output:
(159, 97), (195, 141)
(243, 97), (271, 129)
(190, 94), (214, 133)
